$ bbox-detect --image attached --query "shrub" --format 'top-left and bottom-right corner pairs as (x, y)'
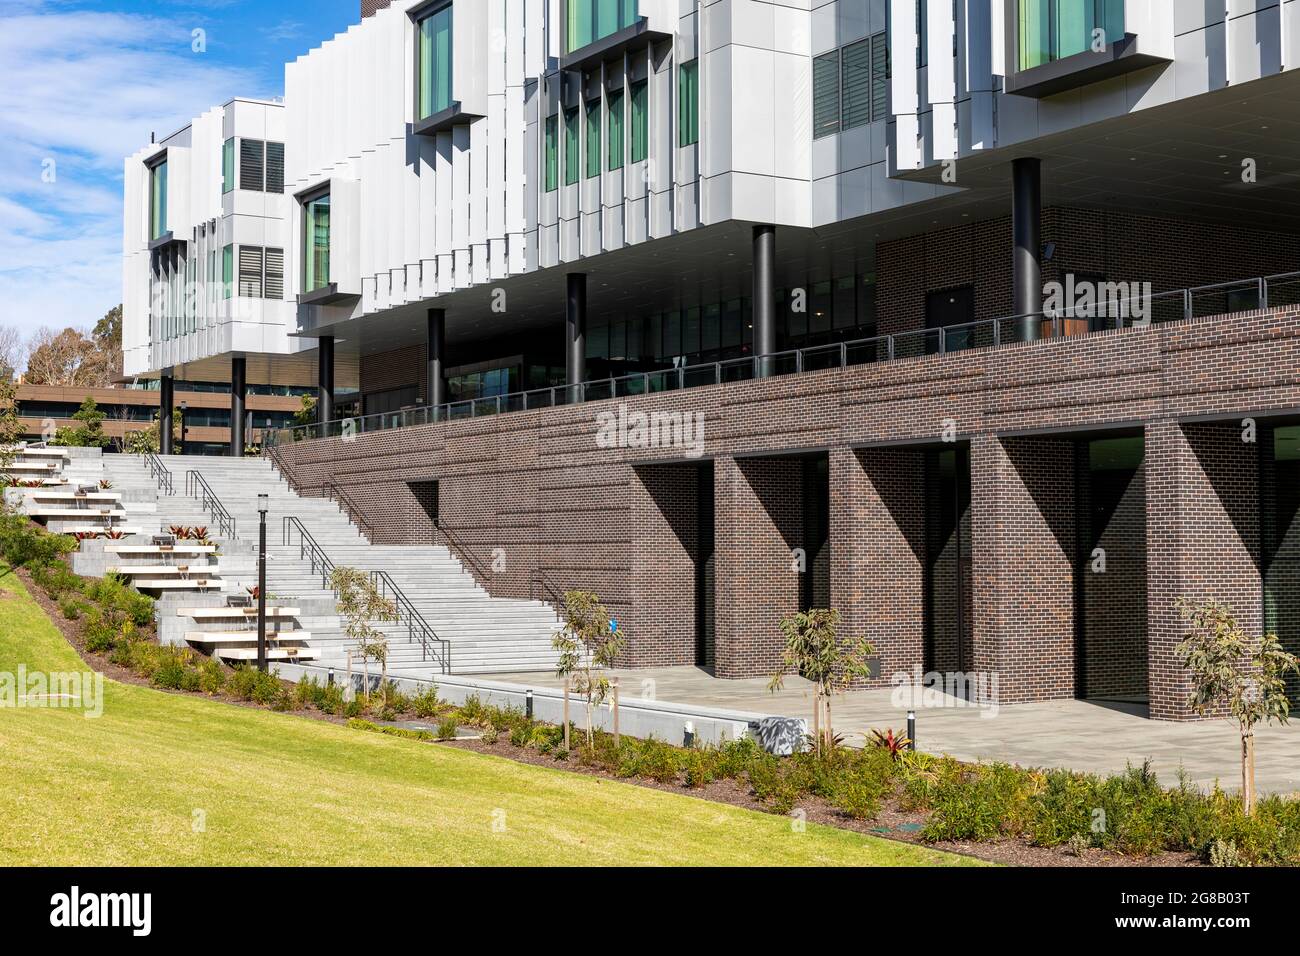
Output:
(509, 722), (533, 748)
(152, 652), (202, 692)
(197, 658), (225, 695)
(411, 684), (441, 718)
(319, 682), (346, 715)
(0, 515), (75, 568)
(436, 717), (459, 740)
(458, 694), (484, 723)
(1028, 769), (1100, 848)
(59, 595), (89, 621)
(294, 675), (323, 710)
(921, 763), (1036, 843)
(31, 560), (81, 598)
(348, 718), (435, 742)
(229, 666), (287, 708)
(83, 614), (119, 654)
(480, 724), (499, 745)
(831, 775), (888, 821)
(683, 748), (719, 789)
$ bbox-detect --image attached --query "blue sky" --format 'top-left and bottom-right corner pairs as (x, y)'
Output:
(0, 0), (359, 343)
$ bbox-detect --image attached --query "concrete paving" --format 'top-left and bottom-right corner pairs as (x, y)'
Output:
(481, 665), (1300, 796)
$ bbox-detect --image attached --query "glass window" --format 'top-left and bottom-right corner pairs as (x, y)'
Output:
(418, 3), (454, 119)
(630, 80), (648, 163)
(607, 89), (624, 170)
(303, 193), (331, 293)
(917, 0), (928, 68)
(544, 114), (559, 191)
(149, 159), (168, 241)
(841, 39), (872, 130)
(585, 99), (601, 178)
(813, 51), (840, 139)
(221, 244), (233, 300)
(564, 106), (580, 185)
(222, 139), (234, 194)
(1018, 0), (1125, 71)
(566, 0), (638, 54)
(870, 32), (890, 122)
(678, 60), (699, 147)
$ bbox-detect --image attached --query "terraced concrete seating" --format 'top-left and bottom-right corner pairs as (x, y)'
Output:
(98, 453), (565, 676)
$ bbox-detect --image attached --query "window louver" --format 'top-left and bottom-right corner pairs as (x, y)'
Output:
(240, 139), (265, 191)
(265, 142), (285, 194)
(841, 39), (872, 131)
(871, 32), (890, 123)
(264, 248), (284, 300)
(813, 51), (840, 138)
(238, 245), (264, 298)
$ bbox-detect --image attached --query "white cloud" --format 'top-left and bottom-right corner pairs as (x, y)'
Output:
(0, 8), (269, 339)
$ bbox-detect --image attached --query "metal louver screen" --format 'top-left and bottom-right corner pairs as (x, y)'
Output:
(265, 142), (285, 194)
(238, 246), (264, 298)
(239, 139), (265, 191)
(813, 51), (840, 139)
(264, 248), (284, 300)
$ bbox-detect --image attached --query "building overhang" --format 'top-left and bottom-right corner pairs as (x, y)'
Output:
(559, 19), (670, 72)
(148, 231), (186, 253)
(1004, 32), (1170, 99)
(298, 283), (359, 307)
(412, 102), (484, 137)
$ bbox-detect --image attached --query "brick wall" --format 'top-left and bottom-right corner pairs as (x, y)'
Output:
(361, 0), (393, 18)
(628, 463), (700, 668)
(1146, 420), (1263, 719)
(875, 207), (1300, 336)
(275, 306), (1300, 716)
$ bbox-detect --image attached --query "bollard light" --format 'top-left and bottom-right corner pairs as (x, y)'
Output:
(684, 720), (696, 749)
(525, 689), (533, 720)
(907, 710), (917, 751)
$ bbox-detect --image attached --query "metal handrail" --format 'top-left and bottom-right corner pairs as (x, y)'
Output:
(325, 478), (374, 541)
(282, 515), (450, 673)
(184, 470), (236, 539)
(261, 268), (1300, 450)
(143, 450), (174, 496)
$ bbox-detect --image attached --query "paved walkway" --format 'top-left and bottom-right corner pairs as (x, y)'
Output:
(483, 665), (1300, 796)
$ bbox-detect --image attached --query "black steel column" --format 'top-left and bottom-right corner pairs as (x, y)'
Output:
(566, 273), (586, 400)
(230, 356), (246, 457)
(752, 224), (777, 375)
(159, 374), (174, 456)
(1012, 157), (1042, 342)
(426, 308), (446, 409)
(317, 335), (335, 426)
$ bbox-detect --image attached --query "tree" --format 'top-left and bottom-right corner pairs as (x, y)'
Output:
(769, 609), (876, 754)
(24, 327), (111, 387)
(1176, 599), (1299, 814)
(52, 397), (109, 449)
(0, 326), (24, 383)
(552, 590), (624, 749)
(0, 378), (24, 471)
(329, 566), (397, 701)
(291, 394), (316, 428)
(120, 407), (182, 454)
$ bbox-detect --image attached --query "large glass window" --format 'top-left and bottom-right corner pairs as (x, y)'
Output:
(564, 106), (580, 185)
(303, 193), (331, 293)
(629, 80), (648, 163)
(585, 99), (602, 177)
(544, 114), (559, 191)
(607, 89), (624, 170)
(678, 60), (699, 147)
(566, 0), (637, 54)
(1018, 0), (1125, 71)
(149, 159), (168, 241)
(418, 3), (454, 119)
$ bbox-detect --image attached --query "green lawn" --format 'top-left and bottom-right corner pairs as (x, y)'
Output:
(0, 567), (980, 866)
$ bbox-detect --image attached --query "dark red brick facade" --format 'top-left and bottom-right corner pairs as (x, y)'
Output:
(273, 300), (1300, 720)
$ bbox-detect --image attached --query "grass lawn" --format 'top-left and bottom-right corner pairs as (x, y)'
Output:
(0, 566), (980, 867)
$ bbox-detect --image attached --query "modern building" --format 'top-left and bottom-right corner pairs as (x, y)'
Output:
(125, 0), (1300, 718)
(13, 383), (314, 456)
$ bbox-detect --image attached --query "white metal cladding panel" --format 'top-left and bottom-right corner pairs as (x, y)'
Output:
(890, 0), (922, 171)
(1228, 4), (1283, 84)
(1287, 0), (1300, 73)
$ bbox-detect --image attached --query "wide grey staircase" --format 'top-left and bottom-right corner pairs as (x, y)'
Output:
(98, 454), (564, 675)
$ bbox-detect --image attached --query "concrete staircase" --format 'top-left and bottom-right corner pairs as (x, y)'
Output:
(98, 454), (564, 676)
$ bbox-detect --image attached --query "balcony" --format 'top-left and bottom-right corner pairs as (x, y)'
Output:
(265, 271), (1300, 446)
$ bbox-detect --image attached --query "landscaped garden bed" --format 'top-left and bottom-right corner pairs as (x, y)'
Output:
(6, 509), (1298, 869)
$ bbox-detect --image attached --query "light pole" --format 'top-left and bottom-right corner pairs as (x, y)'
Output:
(257, 493), (268, 673)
